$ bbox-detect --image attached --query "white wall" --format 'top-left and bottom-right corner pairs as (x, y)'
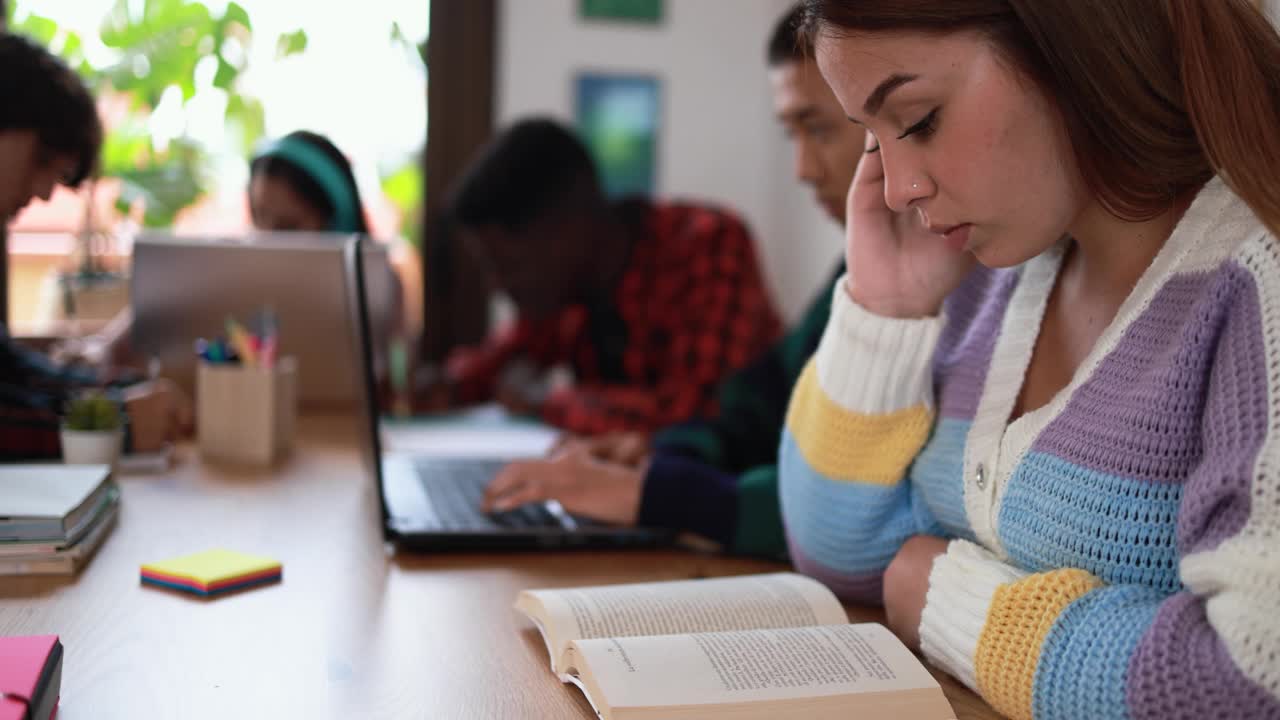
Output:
(495, 0), (843, 321)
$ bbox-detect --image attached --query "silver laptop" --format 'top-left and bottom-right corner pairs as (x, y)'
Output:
(343, 236), (674, 551)
(131, 232), (396, 408)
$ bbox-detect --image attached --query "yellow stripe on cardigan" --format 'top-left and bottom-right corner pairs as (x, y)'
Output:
(973, 569), (1104, 720)
(784, 361), (934, 485)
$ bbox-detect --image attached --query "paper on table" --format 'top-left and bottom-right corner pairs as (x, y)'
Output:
(117, 444), (174, 474)
(380, 404), (557, 459)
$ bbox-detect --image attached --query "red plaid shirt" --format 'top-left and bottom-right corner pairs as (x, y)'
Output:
(447, 199), (781, 434)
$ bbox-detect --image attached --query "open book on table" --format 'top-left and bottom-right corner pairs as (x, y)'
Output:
(515, 572), (956, 720)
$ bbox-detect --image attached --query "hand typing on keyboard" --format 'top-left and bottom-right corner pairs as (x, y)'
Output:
(481, 443), (647, 526)
(487, 499), (577, 531)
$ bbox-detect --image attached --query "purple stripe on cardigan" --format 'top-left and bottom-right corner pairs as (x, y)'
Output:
(1177, 265), (1267, 555)
(1033, 266), (1265, 510)
(1127, 592), (1280, 719)
(785, 531), (884, 606)
(1029, 266), (1265, 556)
(934, 267), (1019, 420)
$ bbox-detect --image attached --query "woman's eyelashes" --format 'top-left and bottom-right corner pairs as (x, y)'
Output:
(865, 107), (940, 153)
(897, 107), (940, 141)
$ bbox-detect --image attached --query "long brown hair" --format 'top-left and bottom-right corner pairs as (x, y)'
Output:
(802, 0), (1280, 237)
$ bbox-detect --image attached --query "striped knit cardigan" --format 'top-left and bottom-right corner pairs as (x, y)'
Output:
(779, 177), (1280, 719)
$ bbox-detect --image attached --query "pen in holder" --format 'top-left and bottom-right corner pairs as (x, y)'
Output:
(197, 357), (297, 467)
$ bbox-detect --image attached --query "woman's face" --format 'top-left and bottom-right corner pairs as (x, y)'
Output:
(815, 29), (1090, 267)
(249, 172), (329, 232)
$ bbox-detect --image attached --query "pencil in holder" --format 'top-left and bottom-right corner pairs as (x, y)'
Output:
(197, 357), (298, 467)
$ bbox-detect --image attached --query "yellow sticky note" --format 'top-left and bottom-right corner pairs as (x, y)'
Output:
(141, 549), (282, 596)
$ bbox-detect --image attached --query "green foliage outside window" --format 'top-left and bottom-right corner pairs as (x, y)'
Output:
(6, 0), (307, 228)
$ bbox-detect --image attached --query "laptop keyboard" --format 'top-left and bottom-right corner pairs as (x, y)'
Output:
(412, 459), (560, 530)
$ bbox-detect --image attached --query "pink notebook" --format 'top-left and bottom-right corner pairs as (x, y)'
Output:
(0, 635), (62, 720)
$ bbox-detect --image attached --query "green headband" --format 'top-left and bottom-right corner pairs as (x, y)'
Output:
(253, 136), (360, 232)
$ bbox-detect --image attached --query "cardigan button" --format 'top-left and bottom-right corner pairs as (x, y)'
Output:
(974, 463), (987, 490)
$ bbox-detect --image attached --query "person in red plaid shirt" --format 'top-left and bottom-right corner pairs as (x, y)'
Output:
(430, 118), (781, 435)
(0, 33), (188, 461)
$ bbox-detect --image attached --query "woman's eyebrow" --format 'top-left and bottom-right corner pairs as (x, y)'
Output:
(862, 73), (919, 116)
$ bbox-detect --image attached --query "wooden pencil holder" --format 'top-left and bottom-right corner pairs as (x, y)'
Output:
(196, 357), (298, 467)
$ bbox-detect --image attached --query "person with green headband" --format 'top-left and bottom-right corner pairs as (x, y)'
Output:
(248, 130), (369, 234)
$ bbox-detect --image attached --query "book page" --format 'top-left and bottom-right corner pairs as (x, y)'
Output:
(568, 623), (950, 713)
(519, 573), (846, 672)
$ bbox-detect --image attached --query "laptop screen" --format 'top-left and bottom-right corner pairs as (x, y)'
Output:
(343, 236), (394, 538)
(131, 232), (395, 408)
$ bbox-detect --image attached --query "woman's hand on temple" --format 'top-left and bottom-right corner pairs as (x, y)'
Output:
(844, 139), (976, 318)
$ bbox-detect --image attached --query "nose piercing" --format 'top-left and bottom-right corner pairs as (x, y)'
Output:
(912, 182), (920, 190)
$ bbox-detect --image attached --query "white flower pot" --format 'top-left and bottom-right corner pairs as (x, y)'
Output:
(60, 428), (124, 467)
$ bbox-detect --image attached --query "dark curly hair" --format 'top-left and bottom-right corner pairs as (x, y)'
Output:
(0, 32), (102, 186)
(447, 117), (603, 231)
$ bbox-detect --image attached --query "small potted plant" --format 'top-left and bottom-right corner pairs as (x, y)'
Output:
(61, 391), (125, 466)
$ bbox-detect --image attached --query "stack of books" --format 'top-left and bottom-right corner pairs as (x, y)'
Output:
(0, 464), (119, 575)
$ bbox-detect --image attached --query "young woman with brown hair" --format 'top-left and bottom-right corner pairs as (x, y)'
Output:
(778, 2), (1280, 717)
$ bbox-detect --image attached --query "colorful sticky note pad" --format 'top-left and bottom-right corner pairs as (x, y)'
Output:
(140, 549), (282, 597)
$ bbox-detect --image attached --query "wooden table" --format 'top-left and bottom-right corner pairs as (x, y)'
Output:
(0, 416), (1000, 719)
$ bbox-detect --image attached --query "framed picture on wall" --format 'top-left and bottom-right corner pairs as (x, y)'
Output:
(574, 72), (661, 197)
(580, 0), (663, 23)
